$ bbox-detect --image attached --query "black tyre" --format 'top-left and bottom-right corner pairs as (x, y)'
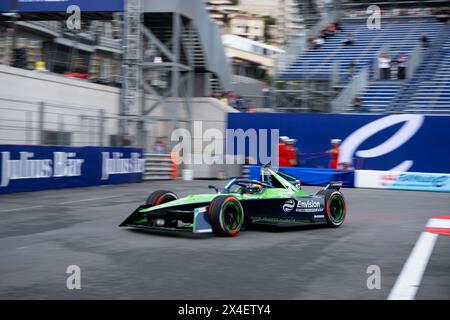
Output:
(209, 195), (244, 237)
(316, 189), (346, 227)
(145, 190), (178, 206)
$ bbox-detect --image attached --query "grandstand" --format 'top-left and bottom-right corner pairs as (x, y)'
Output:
(400, 37), (450, 113)
(276, 1), (450, 115)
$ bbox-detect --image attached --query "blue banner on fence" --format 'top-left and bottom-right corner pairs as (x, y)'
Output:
(0, 0), (124, 13)
(248, 166), (355, 187)
(0, 145), (144, 194)
(227, 113), (450, 174)
(355, 170), (450, 192)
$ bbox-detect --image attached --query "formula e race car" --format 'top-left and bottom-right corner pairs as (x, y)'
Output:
(120, 167), (347, 237)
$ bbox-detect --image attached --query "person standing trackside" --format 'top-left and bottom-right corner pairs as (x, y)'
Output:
(420, 33), (429, 48)
(327, 139), (342, 169)
(285, 138), (298, 167)
(378, 53), (391, 80)
(121, 133), (132, 147)
(278, 136), (290, 167)
(396, 54), (408, 80)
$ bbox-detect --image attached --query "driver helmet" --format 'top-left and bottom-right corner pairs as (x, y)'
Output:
(331, 139), (342, 145)
(246, 183), (263, 194)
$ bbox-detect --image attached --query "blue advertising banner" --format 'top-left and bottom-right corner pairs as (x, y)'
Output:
(355, 170), (450, 192)
(227, 113), (450, 174)
(0, 0), (124, 13)
(0, 145), (144, 194)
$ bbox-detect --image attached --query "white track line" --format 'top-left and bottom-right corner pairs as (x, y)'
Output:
(0, 195), (122, 212)
(0, 205), (43, 213)
(387, 231), (438, 300)
(58, 195), (122, 205)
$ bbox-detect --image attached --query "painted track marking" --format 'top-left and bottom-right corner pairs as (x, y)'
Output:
(0, 205), (43, 213)
(0, 195), (122, 212)
(58, 195), (122, 205)
(388, 216), (450, 300)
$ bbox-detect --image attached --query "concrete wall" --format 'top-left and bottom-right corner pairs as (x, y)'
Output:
(0, 64), (237, 153)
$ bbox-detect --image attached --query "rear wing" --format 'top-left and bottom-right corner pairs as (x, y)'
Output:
(324, 181), (343, 191)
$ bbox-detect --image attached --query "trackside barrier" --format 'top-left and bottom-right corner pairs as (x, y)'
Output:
(248, 166), (355, 188)
(0, 145), (144, 194)
(355, 170), (450, 193)
(227, 113), (450, 174)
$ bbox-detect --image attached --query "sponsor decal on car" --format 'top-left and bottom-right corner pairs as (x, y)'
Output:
(282, 199), (323, 213)
(282, 199), (296, 213)
(296, 199), (323, 212)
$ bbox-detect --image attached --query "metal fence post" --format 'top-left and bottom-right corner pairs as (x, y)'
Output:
(26, 109), (32, 145)
(58, 114), (65, 145)
(39, 102), (45, 145)
(98, 109), (105, 146)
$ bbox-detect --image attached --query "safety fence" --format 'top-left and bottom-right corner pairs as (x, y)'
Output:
(0, 96), (119, 147)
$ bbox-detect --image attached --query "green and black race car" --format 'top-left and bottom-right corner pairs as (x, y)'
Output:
(120, 167), (347, 237)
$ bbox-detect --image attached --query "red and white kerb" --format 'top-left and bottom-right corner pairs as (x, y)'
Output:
(425, 215), (450, 236)
(388, 215), (450, 300)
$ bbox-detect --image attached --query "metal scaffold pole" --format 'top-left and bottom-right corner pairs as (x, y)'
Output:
(121, 0), (143, 145)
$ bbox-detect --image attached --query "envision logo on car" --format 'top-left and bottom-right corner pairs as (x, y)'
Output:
(283, 199), (296, 213)
(297, 200), (321, 209)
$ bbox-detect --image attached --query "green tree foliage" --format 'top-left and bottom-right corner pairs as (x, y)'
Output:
(263, 15), (276, 42)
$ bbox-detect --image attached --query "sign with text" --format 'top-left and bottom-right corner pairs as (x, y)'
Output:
(355, 170), (450, 192)
(228, 113), (450, 174)
(0, 0), (124, 13)
(0, 145), (144, 194)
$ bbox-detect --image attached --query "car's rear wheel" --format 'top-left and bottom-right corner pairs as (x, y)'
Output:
(145, 190), (178, 206)
(209, 196), (244, 237)
(317, 190), (346, 227)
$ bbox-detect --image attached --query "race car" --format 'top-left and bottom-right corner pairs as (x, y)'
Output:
(120, 167), (347, 237)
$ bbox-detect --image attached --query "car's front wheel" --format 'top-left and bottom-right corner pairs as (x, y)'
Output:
(145, 190), (178, 206)
(209, 196), (244, 237)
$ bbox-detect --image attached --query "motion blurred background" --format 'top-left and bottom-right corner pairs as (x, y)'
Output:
(0, 0), (449, 183)
(1, 0), (450, 301)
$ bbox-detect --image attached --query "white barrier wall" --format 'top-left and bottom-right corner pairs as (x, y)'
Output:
(355, 170), (450, 192)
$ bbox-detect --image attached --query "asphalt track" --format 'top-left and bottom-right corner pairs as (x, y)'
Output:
(0, 180), (449, 299)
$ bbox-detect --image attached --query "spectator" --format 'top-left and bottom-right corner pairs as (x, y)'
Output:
(228, 91), (237, 108)
(247, 100), (257, 113)
(154, 139), (167, 154)
(348, 60), (356, 77)
(334, 21), (342, 32)
(378, 53), (391, 80)
(327, 24), (337, 36)
(121, 133), (132, 147)
(420, 33), (429, 48)
(220, 93), (229, 107)
(352, 96), (362, 112)
(396, 54), (408, 80)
